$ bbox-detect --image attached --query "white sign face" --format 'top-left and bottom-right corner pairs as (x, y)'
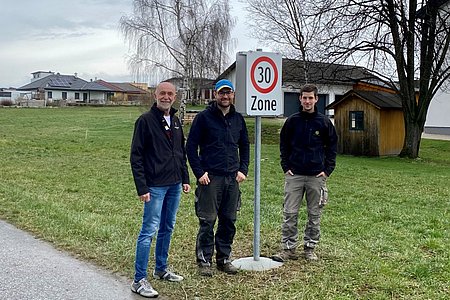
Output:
(245, 51), (283, 116)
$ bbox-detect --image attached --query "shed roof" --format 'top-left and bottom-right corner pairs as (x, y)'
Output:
(327, 90), (402, 109)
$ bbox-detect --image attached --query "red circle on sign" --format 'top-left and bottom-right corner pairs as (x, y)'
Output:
(250, 56), (278, 94)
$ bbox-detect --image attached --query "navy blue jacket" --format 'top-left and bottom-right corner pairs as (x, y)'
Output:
(280, 109), (337, 176)
(186, 101), (250, 179)
(130, 104), (190, 196)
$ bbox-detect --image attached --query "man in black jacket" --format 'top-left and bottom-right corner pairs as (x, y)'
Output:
(272, 84), (337, 263)
(130, 81), (190, 298)
(186, 79), (250, 277)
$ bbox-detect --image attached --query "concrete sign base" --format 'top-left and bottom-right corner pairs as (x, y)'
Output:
(232, 257), (283, 271)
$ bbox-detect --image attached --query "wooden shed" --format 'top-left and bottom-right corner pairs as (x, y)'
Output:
(327, 84), (405, 156)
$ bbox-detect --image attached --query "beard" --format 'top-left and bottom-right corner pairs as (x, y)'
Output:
(217, 100), (231, 108)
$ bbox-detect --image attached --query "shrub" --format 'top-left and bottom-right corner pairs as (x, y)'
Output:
(0, 99), (14, 106)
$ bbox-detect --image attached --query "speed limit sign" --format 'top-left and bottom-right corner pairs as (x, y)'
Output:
(245, 51), (283, 116)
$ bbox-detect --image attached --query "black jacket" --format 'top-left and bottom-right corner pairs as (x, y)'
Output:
(280, 109), (338, 176)
(130, 104), (190, 196)
(186, 101), (250, 179)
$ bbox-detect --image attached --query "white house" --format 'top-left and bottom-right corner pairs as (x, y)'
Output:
(0, 88), (25, 104)
(425, 87), (450, 135)
(17, 71), (114, 105)
(217, 58), (378, 117)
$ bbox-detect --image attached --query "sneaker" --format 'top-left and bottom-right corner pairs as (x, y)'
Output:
(217, 262), (238, 275)
(198, 264), (213, 277)
(153, 270), (183, 282)
(304, 248), (318, 261)
(271, 249), (299, 262)
(131, 278), (159, 298)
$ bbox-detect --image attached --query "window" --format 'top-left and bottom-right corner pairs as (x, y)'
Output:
(75, 92), (80, 100)
(83, 93), (88, 101)
(349, 111), (364, 130)
(0, 92), (12, 97)
(47, 91), (52, 99)
(62, 92), (67, 100)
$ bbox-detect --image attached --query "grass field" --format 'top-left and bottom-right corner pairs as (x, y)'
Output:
(1, 106), (449, 299)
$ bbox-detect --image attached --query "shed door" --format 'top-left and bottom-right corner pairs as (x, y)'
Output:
(283, 92), (300, 117)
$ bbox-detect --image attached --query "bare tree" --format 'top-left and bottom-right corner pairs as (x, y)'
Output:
(120, 0), (234, 95)
(246, 0), (323, 81)
(313, 0), (450, 158)
(246, 0), (450, 158)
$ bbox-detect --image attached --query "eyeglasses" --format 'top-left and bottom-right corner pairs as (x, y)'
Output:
(218, 90), (234, 95)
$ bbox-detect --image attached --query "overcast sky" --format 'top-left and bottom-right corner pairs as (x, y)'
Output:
(0, 0), (262, 88)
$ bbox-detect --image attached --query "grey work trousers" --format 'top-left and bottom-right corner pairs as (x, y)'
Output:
(281, 174), (327, 250)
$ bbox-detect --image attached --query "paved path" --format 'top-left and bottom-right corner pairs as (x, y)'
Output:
(422, 133), (450, 141)
(0, 220), (150, 300)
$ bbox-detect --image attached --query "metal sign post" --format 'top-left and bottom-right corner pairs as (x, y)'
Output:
(232, 50), (283, 271)
(253, 115), (261, 260)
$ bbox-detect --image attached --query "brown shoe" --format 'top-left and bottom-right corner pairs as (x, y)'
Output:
(198, 264), (213, 277)
(217, 262), (238, 275)
(271, 249), (299, 262)
(304, 248), (318, 261)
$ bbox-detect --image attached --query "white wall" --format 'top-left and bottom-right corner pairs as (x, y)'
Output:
(45, 90), (106, 103)
(88, 91), (106, 103)
(425, 88), (450, 134)
(0, 90), (27, 104)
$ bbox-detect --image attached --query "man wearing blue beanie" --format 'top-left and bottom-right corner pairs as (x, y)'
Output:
(186, 79), (250, 277)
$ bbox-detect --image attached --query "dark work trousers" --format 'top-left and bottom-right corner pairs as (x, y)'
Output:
(195, 174), (240, 266)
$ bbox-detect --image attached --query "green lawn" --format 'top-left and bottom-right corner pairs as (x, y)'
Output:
(1, 107), (449, 299)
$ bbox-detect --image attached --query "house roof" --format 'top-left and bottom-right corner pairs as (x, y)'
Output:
(282, 59), (375, 86)
(17, 74), (88, 91)
(110, 83), (148, 93)
(17, 74), (113, 92)
(217, 58), (377, 87)
(164, 77), (215, 89)
(81, 81), (115, 92)
(416, 0), (449, 18)
(327, 90), (403, 109)
(95, 80), (148, 93)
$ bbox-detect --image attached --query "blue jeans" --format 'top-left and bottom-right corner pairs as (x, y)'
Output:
(134, 183), (182, 282)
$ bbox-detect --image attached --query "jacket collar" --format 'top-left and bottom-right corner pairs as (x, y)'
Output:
(299, 106), (318, 118)
(151, 103), (177, 117)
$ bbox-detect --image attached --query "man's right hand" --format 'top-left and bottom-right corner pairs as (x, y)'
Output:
(199, 172), (210, 185)
(139, 192), (150, 202)
(285, 170), (294, 176)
